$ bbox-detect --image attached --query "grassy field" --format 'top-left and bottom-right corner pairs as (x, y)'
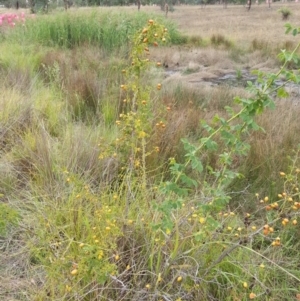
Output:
(1, 5), (300, 301)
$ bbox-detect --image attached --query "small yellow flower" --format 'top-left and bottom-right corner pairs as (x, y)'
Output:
(79, 243), (84, 248)
(98, 251), (104, 259)
(177, 276), (183, 282)
(70, 269), (78, 275)
(157, 273), (162, 283)
(243, 282), (248, 288)
(138, 131), (146, 138)
(199, 217), (206, 224)
(145, 284), (151, 289)
(114, 254), (120, 261)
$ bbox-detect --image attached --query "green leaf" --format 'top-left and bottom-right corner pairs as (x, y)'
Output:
(292, 28), (298, 36)
(193, 231), (206, 242)
(201, 138), (218, 151)
(206, 216), (221, 231)
(191, 157), (203, 173)
(180, 174), (198, 188)
(284, 23), (292, 34)
(277, 87), (289, 98)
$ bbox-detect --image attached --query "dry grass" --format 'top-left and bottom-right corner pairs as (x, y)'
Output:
(164, 3), (300, 49)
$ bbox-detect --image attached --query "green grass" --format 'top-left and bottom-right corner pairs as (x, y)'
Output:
(5, 10), (187, 53)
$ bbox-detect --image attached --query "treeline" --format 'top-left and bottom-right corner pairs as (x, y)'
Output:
(1, 0), (281, 11)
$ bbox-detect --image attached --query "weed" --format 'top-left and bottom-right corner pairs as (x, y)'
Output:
(0, 202), (19, 236)
(251, 38), (270, 52)
(211, 33), (233, 49)
(236, 68), (242, 80)
(278, 7), (292, 21)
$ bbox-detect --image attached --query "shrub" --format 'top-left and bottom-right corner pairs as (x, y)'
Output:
(210, 33), (233, 49)
(279, 7), (292, 20)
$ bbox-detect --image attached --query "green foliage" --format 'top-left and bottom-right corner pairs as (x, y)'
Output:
(0, 43), (43, 75)
(278, 7), (292, 21)
(8, 11), (186, 52)
(27, 173), (122, 299)
(0, 202), (19, 236)
(149, 24), (300, 299)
